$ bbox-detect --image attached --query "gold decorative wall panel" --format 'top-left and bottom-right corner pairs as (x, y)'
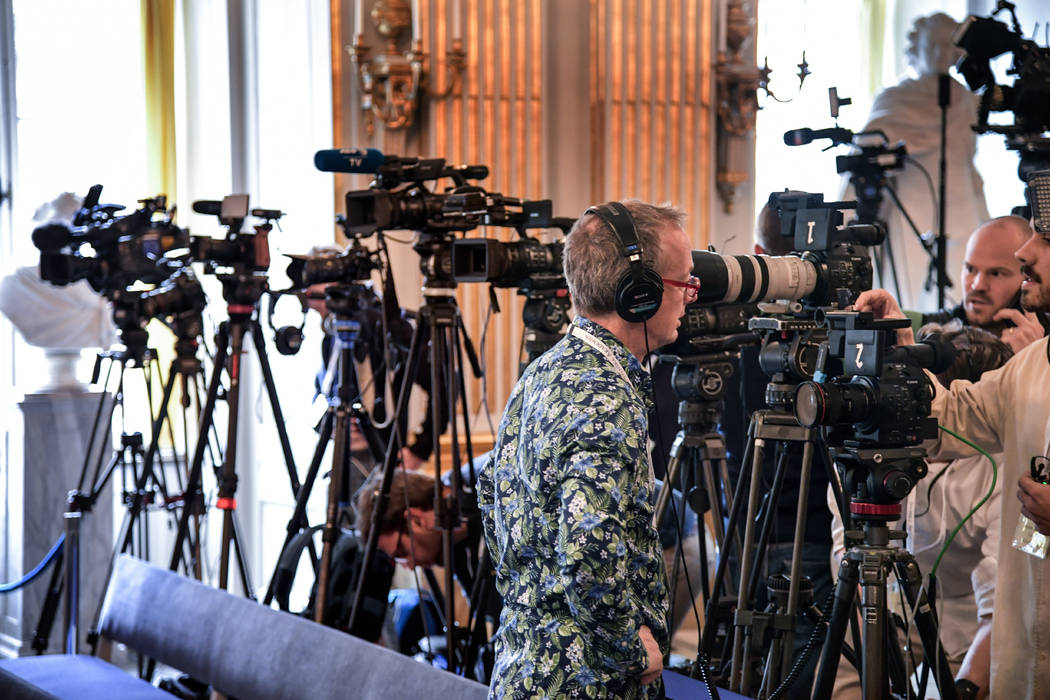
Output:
(333, 0), (715, 426)
(590, 0), (712, 249)
(415, 0), (545, 421)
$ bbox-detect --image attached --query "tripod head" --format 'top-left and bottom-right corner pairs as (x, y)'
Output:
(519, 285), (571, 372)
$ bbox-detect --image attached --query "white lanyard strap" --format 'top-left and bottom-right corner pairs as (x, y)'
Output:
(570, 325), (655, 489)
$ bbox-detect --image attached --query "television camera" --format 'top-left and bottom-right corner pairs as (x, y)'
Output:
(955, 2), (1050, 178)
(31, 185), (186, 292)
(188, 194), (283, 308)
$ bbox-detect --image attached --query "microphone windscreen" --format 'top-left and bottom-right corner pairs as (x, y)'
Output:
(313, 148), (386, 174)
(32, 222), (73, 251)
(192, 200), (223, 216)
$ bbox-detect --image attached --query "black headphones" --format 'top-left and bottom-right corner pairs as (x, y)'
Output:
(267, 292), (308, 356)
(585, 201), (663, 322)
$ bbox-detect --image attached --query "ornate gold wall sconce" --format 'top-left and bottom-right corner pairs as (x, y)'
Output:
(348, 0), (467, 134)
(715, 0), (810, 213)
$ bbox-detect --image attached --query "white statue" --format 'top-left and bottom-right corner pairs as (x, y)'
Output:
(854, 12), (989, 312)
(0, 193), (115, 390)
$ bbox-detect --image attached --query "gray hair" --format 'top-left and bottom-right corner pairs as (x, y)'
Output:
(564, 199), (686, 317)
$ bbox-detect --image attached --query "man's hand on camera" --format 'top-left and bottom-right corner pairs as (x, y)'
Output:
(638, 624), (663, 685)
(1018, 473), (1050, 535)
(993, 308), (1045, 353)
(853, 289), (914, 346)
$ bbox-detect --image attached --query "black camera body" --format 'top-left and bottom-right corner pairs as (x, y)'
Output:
(188, 195), (279, 274)
(794, 311), (944, 447)
(109, 268), (208, 334)
(791, 311), (956, 509)
(32, 189), (186, 292)
(285, 242), (380, 288)
(768, 191), (881, 311)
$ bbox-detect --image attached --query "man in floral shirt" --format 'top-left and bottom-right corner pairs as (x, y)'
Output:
(479, 200), (696, 698)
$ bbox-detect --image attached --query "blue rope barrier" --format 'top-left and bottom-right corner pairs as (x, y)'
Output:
(0, 534), (65, 593)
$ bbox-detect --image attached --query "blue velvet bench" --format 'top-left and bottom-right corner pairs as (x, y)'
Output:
(0, 554), (489, 700)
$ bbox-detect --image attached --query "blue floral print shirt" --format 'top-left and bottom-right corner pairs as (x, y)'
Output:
(478, 315), (671, 699)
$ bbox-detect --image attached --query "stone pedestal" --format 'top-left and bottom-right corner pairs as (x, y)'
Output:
(5, 392), (114, 656)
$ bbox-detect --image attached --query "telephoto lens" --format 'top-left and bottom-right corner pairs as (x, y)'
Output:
(690, 250), (818, 304)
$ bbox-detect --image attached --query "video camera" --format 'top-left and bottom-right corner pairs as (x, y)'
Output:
(108, 268), (208, 337)
(784, 124), (908, 224)
(793, 310), (955, 508)
(954, 3), (1050, 177)
(188, 194), (280, 274)
(319, 149), (559, 294)
(318, 147), (551, 238)
(285, 241), (381, 289)
(451, 211), (573, 290)
(32, 185), (186, 292)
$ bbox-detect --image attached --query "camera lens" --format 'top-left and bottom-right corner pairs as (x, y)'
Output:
(690, 250), (818, 304)
(794, 383), (826, 428)
(794, 379), (875, 428)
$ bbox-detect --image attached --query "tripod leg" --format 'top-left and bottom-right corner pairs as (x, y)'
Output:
(812, 556), (859, 700)
(778, 438), (815, 683)
(263, 408), (334, 606)
(315, 402), (350, 624)
(169, 322), (229, 573)
(31, 546), (64, 655)
(700, 432), (753, 655)
(63, 512), (81, 654)
(346, 314), (428, 634)
(858, 553), (888, 700)
(431, 319), (460, 673)
(217, 320), (247, 592)
(249, 319), (303, 495)
(730, 432), (768, 692)
(895, 557), (960, 700)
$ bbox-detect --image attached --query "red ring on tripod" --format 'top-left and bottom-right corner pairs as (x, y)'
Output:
(850, 502), (901, 516)
(228, 304), (254, 314)
(216, 497), (237, 511)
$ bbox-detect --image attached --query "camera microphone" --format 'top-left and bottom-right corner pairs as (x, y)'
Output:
(783, 127), (854, 146)
(192, 200), (223, 216)
(1026, 170), (1050, 235)
(313, 147), (386, 174)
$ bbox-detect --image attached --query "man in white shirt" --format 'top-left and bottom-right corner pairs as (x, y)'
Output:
(854, 216), (1050, 699)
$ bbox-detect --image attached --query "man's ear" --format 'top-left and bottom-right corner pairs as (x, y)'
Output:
(406, 507), (427, 529)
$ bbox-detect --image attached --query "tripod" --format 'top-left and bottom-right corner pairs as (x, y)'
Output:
(83, 305), (226, 653)
(166, 271), (310, 595)
(842, 157), (946, 308)
(653, 343), (746, 618)
(812, 446), (959, 700)
(697, 322), (843, 698)
(259, 282), (386, 621)
(32, 326), (172, 655)
(349, 231), (484, 677)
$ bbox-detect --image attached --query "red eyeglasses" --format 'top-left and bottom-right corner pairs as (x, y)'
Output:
(662, 275), (700, 300)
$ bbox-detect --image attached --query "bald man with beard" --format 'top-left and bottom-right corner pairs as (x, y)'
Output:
(914, 215), (1049, 353)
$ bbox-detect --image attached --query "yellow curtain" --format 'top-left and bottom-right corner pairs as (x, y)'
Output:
(861, 0), (889, 98)
(142, 0), (177, 202)
(142, 0), (179, 445)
